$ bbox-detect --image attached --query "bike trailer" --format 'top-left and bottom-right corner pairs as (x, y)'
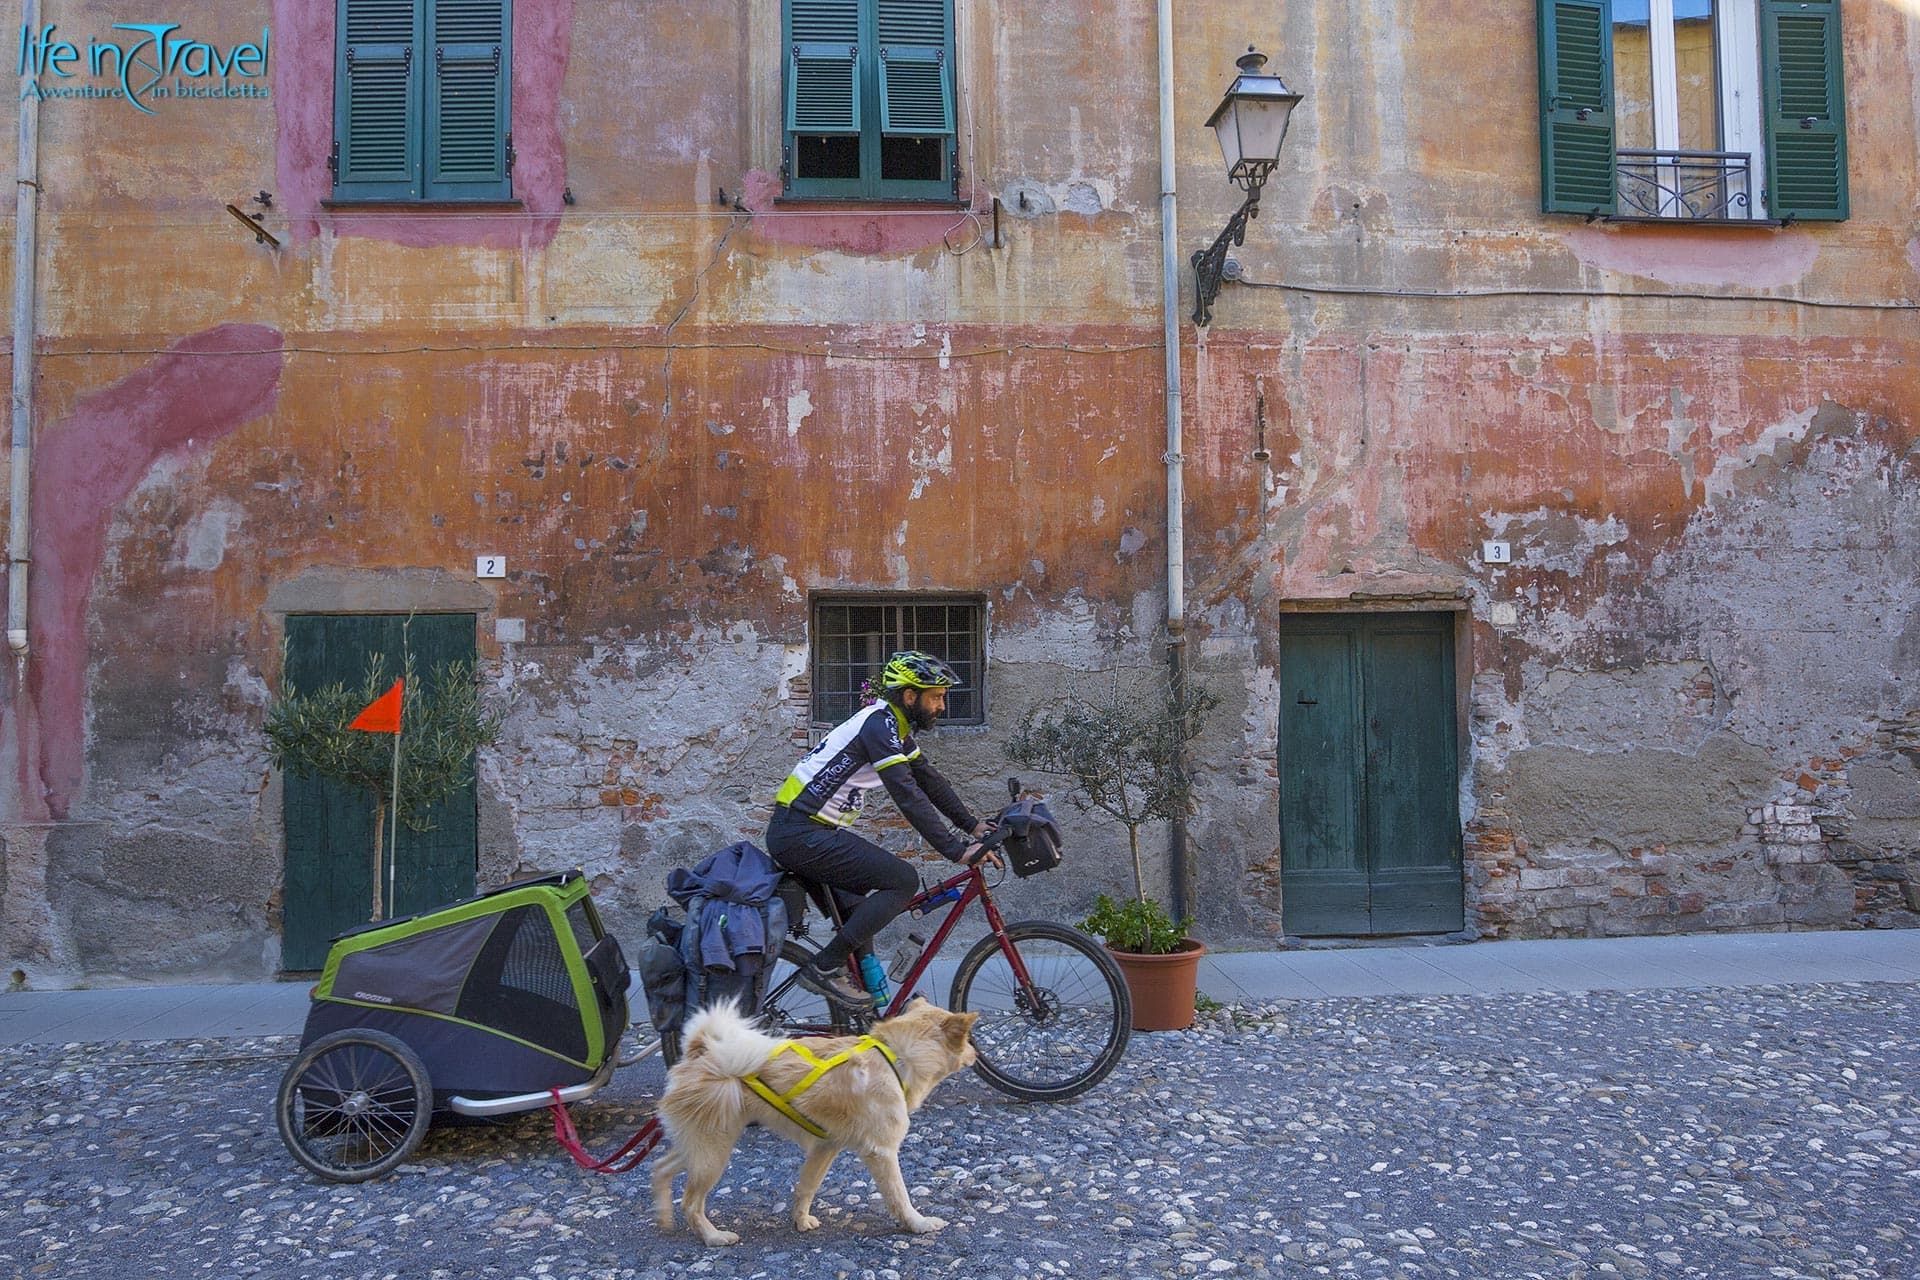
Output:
(298, 870), (631, 1101)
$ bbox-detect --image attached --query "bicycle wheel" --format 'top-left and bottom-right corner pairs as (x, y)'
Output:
(950, 921), (1132, 1102)
(761, 940), (863, 1038)
(276, 1028), (432, 1182)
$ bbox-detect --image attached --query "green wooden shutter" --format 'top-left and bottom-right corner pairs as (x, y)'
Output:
(426, 0), (512, 200)
(1761, 0), (1847, 221)
(786, 0), (861, 134)
(1537, 0), (1616, 215)
(334, 0), (423, 200)
(876, 0), (952, 136)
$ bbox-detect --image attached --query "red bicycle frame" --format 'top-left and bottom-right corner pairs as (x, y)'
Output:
(877, 863), (1036, 1017)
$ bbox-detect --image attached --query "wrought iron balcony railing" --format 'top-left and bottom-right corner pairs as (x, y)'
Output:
(1614, 148), (1759, 222)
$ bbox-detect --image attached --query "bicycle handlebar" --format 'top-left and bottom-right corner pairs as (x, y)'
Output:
(954, 775), (1038, 864)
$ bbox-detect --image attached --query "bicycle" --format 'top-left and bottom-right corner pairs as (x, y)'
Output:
(759, 780), (1132, 1102)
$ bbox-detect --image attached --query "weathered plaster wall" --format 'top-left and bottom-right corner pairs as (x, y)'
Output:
(2, 0), (1917, 981)
(1182, 332), (1917, 940)
(1169, 0), (1920, 941)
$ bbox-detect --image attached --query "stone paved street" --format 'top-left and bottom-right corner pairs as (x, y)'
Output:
(4, 982), (1918, 1279)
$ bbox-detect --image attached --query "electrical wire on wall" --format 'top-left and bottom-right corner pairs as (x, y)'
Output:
(20, 203), (1911, 312)
(33, 337), (1163, 363)
(940, 0), (988, 258)
(1233, 277), (1920, 312)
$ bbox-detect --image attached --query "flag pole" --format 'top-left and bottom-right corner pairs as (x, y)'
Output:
(393, 618), (413, 920)
(388, 722), (402, 917)
(349, 674), (406, 920)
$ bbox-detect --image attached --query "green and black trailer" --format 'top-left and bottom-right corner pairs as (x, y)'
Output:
(274, 871), (638, 1182)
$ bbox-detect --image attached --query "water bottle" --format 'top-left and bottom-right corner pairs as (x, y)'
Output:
(858, 953), (890, 1006)
(887, 931), (928, 982)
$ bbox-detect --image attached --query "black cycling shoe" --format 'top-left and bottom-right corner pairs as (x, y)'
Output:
(793, 961), (872, 1012)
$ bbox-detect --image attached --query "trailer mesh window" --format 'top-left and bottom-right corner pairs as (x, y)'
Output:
(455, 905), (587, 1062)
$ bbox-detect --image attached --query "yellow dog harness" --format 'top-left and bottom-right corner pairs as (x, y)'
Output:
(743, 1036), (906, 1139)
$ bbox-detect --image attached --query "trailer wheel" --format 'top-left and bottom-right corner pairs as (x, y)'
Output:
(276, 1028), (432, 1182)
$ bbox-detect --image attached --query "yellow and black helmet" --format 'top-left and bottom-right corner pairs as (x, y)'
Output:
(880, 650), (960, 690)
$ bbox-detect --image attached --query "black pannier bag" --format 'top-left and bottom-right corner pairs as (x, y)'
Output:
(637, 907), (688, 1038)
(1001, 794), (1064, 878)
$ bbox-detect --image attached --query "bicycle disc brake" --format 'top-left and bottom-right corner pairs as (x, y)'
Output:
(1013, 984), (1061, 1026)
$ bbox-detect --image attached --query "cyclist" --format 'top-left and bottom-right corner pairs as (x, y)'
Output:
(767, 650), (998, 1010)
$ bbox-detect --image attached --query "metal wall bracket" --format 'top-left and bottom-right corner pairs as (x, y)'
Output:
(1191, 176), (1266, 327)
(224, 203), (281, 249)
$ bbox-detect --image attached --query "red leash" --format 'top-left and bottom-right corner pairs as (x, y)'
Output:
(547, 1090), (665, 1174)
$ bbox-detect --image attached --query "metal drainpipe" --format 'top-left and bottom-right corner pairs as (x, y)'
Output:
(1157, 0), (1191, 921)
(8, 0), (42, 659)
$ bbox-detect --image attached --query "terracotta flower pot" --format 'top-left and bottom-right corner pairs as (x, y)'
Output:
(1106, 938), (1207, 1031)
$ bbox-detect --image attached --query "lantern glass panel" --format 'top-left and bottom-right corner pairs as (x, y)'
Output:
(1212, 102), (1246, 174)
(1235, 94), (1296, 165)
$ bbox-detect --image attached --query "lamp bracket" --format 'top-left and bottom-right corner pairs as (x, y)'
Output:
(1191, 175), (1266, 327)
(1228, 157), (1276, 192)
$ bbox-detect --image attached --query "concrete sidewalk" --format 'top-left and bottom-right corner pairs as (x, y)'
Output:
(2, 927), (1916, 1048)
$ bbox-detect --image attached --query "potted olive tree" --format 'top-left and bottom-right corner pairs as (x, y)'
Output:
(265, 653), (504, 922)
(1006, 669), (1218, 1030)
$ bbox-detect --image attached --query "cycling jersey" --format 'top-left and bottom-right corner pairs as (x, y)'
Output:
(773, 702), (979, 858)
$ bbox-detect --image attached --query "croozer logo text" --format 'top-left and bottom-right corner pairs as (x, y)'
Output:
(19, 23), (271, 113)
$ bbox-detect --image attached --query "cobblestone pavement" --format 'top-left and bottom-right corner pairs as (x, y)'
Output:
(3, 982), (1917, 1280)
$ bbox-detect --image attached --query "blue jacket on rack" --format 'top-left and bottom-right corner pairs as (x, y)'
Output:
(666, 841), (785, 972)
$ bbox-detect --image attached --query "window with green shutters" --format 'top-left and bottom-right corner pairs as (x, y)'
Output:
(783, 0), (958, 200)
(1536, 0), (1846, 222)
(333, 0), (513, 202)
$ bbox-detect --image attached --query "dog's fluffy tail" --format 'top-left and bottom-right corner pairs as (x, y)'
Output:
(679, 998), (784, 1078)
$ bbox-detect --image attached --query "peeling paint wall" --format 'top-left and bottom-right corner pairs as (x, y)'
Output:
(2, 0), (1918, 983)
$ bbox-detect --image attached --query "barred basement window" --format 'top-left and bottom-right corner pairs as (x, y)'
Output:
(811, 597), (984, 726)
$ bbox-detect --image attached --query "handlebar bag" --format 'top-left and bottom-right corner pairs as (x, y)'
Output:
(1001, 796), (1064, 878)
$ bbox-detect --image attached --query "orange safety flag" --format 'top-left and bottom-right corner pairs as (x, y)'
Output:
(349, 679), (404, 733)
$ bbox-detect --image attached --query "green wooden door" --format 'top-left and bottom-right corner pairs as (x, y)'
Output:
(1278, 613), (1463, 936)
(281, 613), (479, 969)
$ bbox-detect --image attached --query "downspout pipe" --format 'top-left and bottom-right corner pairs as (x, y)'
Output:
(8, 0), (42, 658)
(1156, 0), (1191, 921)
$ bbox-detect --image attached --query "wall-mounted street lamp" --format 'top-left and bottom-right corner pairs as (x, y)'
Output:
(1191, 47), (1302, 326)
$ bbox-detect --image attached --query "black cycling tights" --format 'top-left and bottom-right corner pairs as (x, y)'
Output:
(766, 807), (918, 972)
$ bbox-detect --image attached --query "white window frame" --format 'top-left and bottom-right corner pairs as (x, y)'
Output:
(1635, 0), (1768, 218)
(1716, 0), (1766, 217)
